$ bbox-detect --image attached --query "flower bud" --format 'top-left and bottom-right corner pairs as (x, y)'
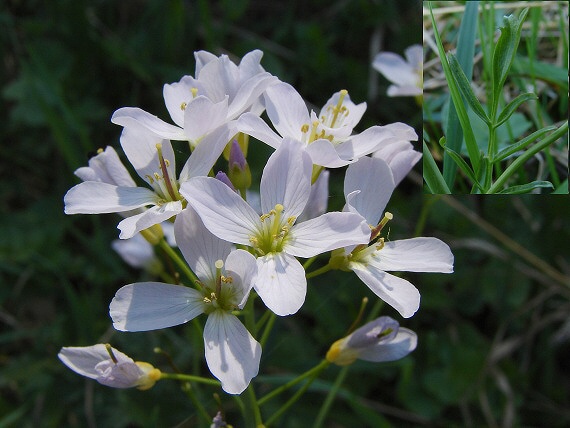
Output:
(326, 316), (417, 366)
(228, 139), (251, 191)
(58, 344), (161, 390)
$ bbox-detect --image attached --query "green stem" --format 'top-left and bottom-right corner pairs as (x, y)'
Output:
(259, 312), (277, 348)
(258, 359), (330, 406)
(488, 121), (568, 193)
(159, 372), (220, 386)
(314, 366), (350, 428)
(264, 365), (324, 427)
(158, 239), (201, 287)
(305, 264), (332, 279)
(303, 255), (317, 271)
(180, 381), (214, 424)
(245, 383), (263, 427)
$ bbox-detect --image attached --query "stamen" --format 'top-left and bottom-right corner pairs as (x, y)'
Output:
(155, 143), (181, 201)
(329, 89), (348, 128)
(370, 212), (393, 242)
(191, 88), (198, 98)
(215, 260), (224, 297)
(105, 343), (118, 364)
(180, 102), (187, 111)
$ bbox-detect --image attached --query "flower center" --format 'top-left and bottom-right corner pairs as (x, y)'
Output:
(202, 260), (236, 313)
(249, 204), (296, 256)
(145, 143), (181, 203)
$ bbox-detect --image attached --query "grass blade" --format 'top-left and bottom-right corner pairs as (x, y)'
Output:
(423, 141), (451, 194)
(497, 181), (553, 194)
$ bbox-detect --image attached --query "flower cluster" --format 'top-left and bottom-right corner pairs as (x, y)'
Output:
(60, 49), (452, 398)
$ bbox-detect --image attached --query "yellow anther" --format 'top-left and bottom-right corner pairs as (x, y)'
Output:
(191, 87), (198, 98)
(221, 275), (233, 284)
(97, 148), (104, 154)
(153, 172), (161, 181)
(180, 102), (187, 111)
(301, 124), (310, 133)
(145, 174), (155, 184)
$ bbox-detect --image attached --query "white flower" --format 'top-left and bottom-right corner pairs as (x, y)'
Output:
(109, 207), (260, 395)
(373, 45), (423, 97)
(58, 344), (160, 390)
(112, 50), (276, 147)
(332, 156), (453, 318)
(237, 82), (416, 168)
(64, 124), (234, 239)
(181, 138), (370, 316)
(326, 316), (417, 366)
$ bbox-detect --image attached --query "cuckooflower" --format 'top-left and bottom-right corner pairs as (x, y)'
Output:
(112, 50), (276, 148)
(326, 316), (417, 366)
(109, 207), (260, 394)
(373, 45), (423, 97)
(237, 82), (417, 168)
(330, 156), (453, 318)
(181, 138), (370, 316)
(64, 124), (234, 239)
(58, 344), (161, 390)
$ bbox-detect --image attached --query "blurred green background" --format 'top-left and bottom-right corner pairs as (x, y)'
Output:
(2, 0), (569, 427)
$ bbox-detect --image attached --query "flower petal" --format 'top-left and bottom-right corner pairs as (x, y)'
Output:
(255, 253), (306, 316)
(358, 327), (418, 362)
(183, 95), (229, 142)
(204, 311), (261, 394)
(174, 206), (232, 284)
(304, 138), (352, 168)
(368, 237), (454, 273)
(224, 249), (258, 308)
(110, 282), (205, 331)
(344, 156), (395, 226)
(260, 138), (311, 217)
(373, 52), (417, 87)
(237, 112), (282, 150)
(74, 146), (136, 187)
(58, 344), (131, 379)
(111, 107), (186, 140)
(287, 212), (370, 258)
(264, 82), (309, 140)
(64, 182), (157, 214)
(350, 264), (420, 318)
(179, 123), (235, 183)
(181, 176), (260, 245)
(117, 202), (182, 239)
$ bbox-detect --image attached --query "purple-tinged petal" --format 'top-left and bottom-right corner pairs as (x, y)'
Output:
(358, 327), (418, 362)
(224, 249), (258, 308)
(74, 146), (136, 187)
(183, 95), (229, 142)
(237, 112), (282, 150)
(264, 82), (309, 140)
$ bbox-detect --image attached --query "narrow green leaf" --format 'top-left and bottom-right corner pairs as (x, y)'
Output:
(442, 0), (479, 187)
(494, 124), (557, 162)
(495, 92), (537, 128)
(439, 138), (484, 192)
(448, 53), (490, 124)
(428, 2), (480, 182)
(423, 141), (451, 194)
(491, 8), (529, 119)
(488, 121), (568, 193)
(497, 181), (553, 194)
